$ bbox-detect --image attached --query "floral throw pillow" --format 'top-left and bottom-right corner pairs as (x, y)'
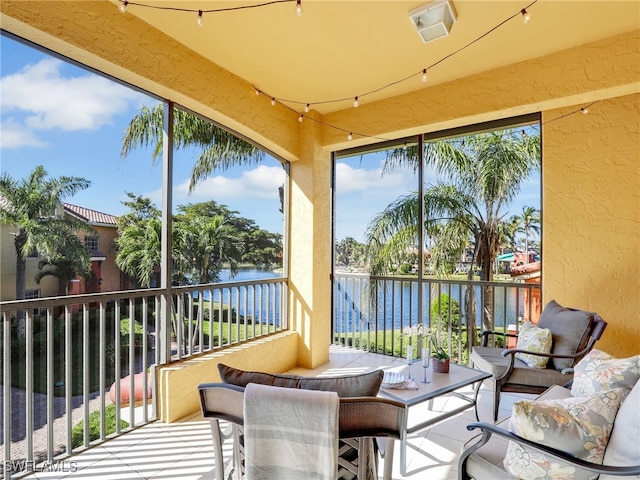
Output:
(503, 388), (627, 480)
(515, 321), (553, 368)
(571, 349), (640, 397)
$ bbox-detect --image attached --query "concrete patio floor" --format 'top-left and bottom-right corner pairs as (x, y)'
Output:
(24, 345), (535, 479)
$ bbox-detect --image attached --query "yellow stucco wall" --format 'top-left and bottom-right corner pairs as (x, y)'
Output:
(542, 93), (640, 357)
(0, 225), (58, 301)
(156, 331), (298, 422)
(289, 114), (333, 368)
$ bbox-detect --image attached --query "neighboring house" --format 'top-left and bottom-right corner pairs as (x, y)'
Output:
(0, 203), (124, 301)
(63, 203), (123, 295)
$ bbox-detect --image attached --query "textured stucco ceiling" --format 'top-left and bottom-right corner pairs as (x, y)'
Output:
(119, 0), (640, 114)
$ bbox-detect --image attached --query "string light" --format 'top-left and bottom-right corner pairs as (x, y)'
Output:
(255, 88), (261, 96)
(261, 1), (539, 114)
(197, 10), (203, 27)
(115, 0), (299, 16)
(242, 1), (551, 141)
(542, 101), (599, 126)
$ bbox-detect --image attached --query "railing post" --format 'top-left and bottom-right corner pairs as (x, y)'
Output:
(3, 312), (12, 480)
(159, 101), (174, 365)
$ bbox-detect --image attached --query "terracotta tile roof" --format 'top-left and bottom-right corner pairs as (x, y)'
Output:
(64, 203), (117, 226)
(509, 260), (541, 277)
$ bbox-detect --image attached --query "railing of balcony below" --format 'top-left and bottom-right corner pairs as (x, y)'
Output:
(332, 273), (541, 364)
(0, 277), (286, 479)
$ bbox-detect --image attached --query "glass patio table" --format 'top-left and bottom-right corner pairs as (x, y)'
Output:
(378, 362), (491, 476)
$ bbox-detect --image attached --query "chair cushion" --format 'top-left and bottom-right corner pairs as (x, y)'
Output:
(463, 417), (513, 480)
(514, 321), (553, 368)
(299, 370), (384, 397)
(537, 300), (595, 371)
(470, 347), (572, 389)
(217, 363), (384, 397)
(570, 349), (640, 397)
(601, 380), (640, 479)
(503, 388), (627, 480)
(218, 363), (302, 389)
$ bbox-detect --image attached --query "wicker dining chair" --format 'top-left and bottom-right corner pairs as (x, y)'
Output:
(198, 382), (406, 480)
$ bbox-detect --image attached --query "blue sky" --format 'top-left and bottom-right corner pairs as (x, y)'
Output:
(1, 35), (539, 244)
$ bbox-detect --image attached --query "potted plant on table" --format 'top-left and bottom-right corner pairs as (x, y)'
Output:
(402, 325), (450, 373)
(429, 331), (451, 373)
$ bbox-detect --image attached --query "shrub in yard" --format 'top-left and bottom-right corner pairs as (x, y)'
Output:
(71, 404), (129, 448)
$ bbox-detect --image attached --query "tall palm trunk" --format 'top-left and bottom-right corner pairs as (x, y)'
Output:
(480, 249), (495, 333)
(14, 230), (27, 336)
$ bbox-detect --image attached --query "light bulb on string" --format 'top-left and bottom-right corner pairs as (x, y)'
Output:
(296, 0), (303, 16)
(304, 103), (310, 113)
(521, 8), (530, 23)
(581, 107), (589, 114)
(421, 69), (428, 82)
(353, 97), (359, 108)
(271, 97), (276, 106)
(197, 10), (203, 27)
(255, 88), (260, 96)
(119, 0), (128, 13)
(347, 132), (353, 141)
(298, 114), (304, 122)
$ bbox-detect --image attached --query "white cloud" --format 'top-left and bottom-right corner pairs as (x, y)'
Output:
(176, 165), (284, 201)
(0, 118), (46, 149)
(335, 161), (415, 195)
(143, 165), (285, 206)
(1, 58), (143, 136)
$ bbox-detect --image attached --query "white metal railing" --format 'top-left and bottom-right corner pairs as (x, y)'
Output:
(0, 277), (286, 478)
(333, 273), (541, 363)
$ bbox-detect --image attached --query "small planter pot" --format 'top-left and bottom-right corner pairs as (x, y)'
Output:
(432, 357), (450, 373)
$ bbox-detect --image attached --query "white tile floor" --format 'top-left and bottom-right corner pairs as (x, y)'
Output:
(26, 346), (535, 480)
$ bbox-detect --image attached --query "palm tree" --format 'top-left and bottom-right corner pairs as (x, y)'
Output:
(366, 129), (540, 333)
(115, 217), (163, 288)
(502, 215), (521, 251)
(176, 214), (244, 284)
(0, 166), (91, 302)
(515, 206), (541, 260)
(121, 104), (266, 191)
(35, 237), (93, 295)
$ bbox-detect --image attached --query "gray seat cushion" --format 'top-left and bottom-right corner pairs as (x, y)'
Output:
(464, 417), (512, 480)
(470, 347), (572, 388)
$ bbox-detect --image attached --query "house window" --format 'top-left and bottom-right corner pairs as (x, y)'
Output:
(25, 289), (40, 299)
(85, 236), (99, 251)
(25, 289), (41, 314)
